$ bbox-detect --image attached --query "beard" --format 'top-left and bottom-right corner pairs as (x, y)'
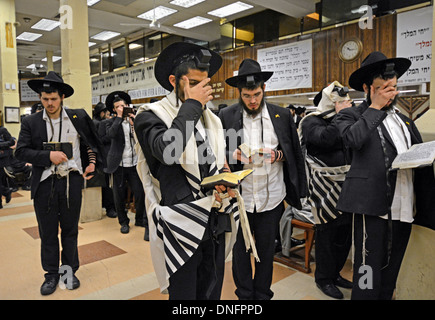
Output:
(240, 96), (265, 116)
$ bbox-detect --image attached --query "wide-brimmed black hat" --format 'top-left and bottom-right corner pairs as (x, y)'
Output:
(93, 102), (107, 117)
(27, 71), (74, 98)
(348, 51), (411, 92)
(105, 91), (132, 113)
(155, 42), (222, 92)
(226, 59), (273, 88)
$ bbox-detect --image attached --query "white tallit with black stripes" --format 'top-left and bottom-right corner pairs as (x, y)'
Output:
(299, 81), (350, 225)
(134, 92), (254, 293)
(305, 154), (350, 224)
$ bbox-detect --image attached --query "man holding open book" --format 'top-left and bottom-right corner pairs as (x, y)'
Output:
(335, 51), (435, 299)
(219, 58), (307, 300)
(134, 42), (240, 300)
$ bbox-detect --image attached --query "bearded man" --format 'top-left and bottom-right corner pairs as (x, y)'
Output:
(218, 58), (307, 300)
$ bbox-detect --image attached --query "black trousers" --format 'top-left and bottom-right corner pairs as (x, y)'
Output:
(232, 202), (284, 300)
(351, 213), (412, 300)
(314, 214), (352, 286)
(168, 232), (226, 300)
(34, 172), (83, 278)
(101, 173), (115, 211)
(112, 166), (147, 226)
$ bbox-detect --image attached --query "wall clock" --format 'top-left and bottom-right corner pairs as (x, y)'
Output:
(339, 38), (363, 63)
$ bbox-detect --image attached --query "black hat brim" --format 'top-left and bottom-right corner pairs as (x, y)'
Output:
(349, 57), (411, 91)
(155, 42), (222, 92)
(225, 71), (274, 88)
(27, 79), (74, 98)
(105, 91), (132, 113)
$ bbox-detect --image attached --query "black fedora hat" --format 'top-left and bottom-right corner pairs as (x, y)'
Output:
(27, 71), (74, 98)
(105, 91), (132, 113)
(226, 59), (273, 88)
(348, 51), (411, 92)
(93, 102), (107, 117)
(155, 42), (222, 92)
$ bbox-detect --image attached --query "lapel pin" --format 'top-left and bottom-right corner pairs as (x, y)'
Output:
(73, 115), (77, 119)
(405, 121), (410, 125)
(275, 114), (280, 118)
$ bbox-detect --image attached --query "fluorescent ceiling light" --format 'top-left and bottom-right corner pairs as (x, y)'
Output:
(87, 0), (101, 6)
(42, 56), (62, 62)
(89, 41), (97, 47)
(208, 1), (253, 18)
(31, 19), (60, 31)
(129, 43), (143, 50)
(138, 6), (177, 21)
(26, 64), (43, 69)
(174, 16), (212, 29)
(91, 31), (121, 41)
(16, 32), (43, 41)
(170, 0), (205, 8)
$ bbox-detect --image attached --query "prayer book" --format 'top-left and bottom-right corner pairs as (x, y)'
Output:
(43, 141), (73, 159)
(239, 143), (271, 159)
(391, 140), (435, 170)
(200, 169), (253, 189)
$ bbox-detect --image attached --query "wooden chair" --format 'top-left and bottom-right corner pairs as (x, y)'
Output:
(274, 219), (316, 273)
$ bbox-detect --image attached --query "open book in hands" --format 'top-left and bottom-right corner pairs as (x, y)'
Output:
(200, 169), (253, 189)
(238, 143), (272, 163)
(391, 140), (435, 170)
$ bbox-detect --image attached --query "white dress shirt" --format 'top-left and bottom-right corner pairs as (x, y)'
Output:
(120, 119), (137, 167)
(40, 108), (82, 182)
(380, 107), (414, 223)
(241, 104), (286, 213)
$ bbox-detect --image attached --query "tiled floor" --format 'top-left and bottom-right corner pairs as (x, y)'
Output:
(0, 190), (353, 300)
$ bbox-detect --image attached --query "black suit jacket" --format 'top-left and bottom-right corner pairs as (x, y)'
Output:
(218, 103), (307, 210)
(104, 117), (127, 174)
(15, 108), (104, 199)
(335, 101), (435, 230)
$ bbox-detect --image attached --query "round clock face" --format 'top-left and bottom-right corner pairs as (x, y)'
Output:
(340, 39), (362, 62)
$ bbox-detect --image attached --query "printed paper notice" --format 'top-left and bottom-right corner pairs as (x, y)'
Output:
(257, 39), (312, 91)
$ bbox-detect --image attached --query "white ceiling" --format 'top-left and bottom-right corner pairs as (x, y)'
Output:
(14, 0), (318, 74)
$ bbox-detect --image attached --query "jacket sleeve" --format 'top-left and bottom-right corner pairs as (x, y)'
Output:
(336, 106), (387, 151)
(134, 99), (203, 165)
(106, 116), (123, 139)
(15, 117), (52, 167)
(301, 116), (342, 149)
(289, 110), (308, 199)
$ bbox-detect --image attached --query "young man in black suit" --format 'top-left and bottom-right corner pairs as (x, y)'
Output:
(104, 91), (148, 237)
(218, 59), (307, 300)
(335, 52), (435, 299)
(15, 71), (104, 295)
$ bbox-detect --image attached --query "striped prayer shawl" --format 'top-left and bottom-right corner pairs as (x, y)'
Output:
(134, 92), (249, 293)
(306, 154), (350, 225)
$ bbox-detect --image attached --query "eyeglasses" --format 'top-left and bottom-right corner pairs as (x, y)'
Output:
(241, 91), (262, 101)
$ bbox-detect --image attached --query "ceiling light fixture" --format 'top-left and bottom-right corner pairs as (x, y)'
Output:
(42, 56), (62, 62)
(174, 16), (212, 29)
(137, 6), (177, 21)
(16, 32), (43, 42)
(87, 0), (101, 6)
(31, 19), (60, 31)
(208, 1), (253, 18)
(91, 31), (121, 41)
(170, 0), (205, 8)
